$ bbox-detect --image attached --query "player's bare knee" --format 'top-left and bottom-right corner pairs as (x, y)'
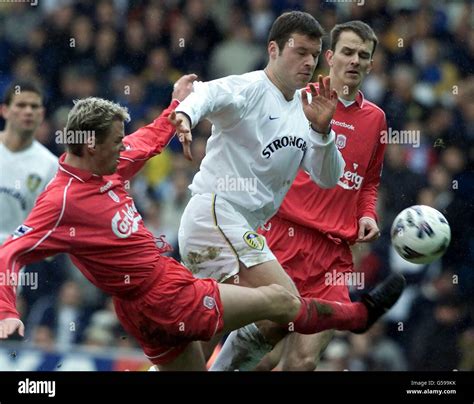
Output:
(262, 284), (299, 322)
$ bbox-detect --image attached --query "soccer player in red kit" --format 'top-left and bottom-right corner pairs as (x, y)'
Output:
(257, 21), (390, 371)
(0, 73), (403, 371)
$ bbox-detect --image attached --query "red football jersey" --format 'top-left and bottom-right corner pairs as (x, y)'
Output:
(0, 101), (179, 320)
(276, 91), (387, 243)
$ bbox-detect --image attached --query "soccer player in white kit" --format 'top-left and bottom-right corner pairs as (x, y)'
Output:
(175, 11), (346, 369)
(0, 82), (58, 245)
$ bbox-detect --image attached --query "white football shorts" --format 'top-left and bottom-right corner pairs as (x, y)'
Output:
(178, 193), (276, 282)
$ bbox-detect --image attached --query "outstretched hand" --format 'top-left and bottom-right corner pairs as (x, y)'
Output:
(0, 318), (24, 339)
(168, 111), (193, 161)
(302, 75), (338, 134)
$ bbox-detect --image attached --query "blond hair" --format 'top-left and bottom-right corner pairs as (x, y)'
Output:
(65, 97), (130, 156)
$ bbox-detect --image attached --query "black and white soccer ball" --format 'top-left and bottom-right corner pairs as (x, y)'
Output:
(391, 205), (451, 264)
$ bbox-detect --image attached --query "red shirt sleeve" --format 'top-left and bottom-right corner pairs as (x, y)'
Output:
(356, 118), (387, 222)
(0, 194), (68, 320)
(117, 99), (180, 181)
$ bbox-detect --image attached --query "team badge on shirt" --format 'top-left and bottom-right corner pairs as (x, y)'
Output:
(203, 296), (216, 310)
(26, 174), (42, 192)
(336, 134), (347, 149)
(12, 224), (33, 239)
(243, 231), (265, 250)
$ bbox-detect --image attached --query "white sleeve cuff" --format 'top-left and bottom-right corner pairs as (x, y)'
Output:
(308, 128), (336, 147)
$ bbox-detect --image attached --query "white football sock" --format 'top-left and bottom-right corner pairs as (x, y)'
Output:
(210, 323), (273, 371)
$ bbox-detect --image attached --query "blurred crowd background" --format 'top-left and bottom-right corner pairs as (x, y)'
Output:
(0, 0), (473, 371)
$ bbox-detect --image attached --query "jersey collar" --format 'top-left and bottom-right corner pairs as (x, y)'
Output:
(58, 153), (96, 182)
(355, 90), (365, 108)
(338, 90), (365, 109)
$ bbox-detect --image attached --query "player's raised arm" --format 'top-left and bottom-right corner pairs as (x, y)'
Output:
(176, 77), (234, 125)
(116, 74), (197, 178)
(174, 75), (254, 163)
(300, 76), (345, 188)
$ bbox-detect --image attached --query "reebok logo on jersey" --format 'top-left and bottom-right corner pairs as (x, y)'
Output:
(338, 167), (364, 190)
(100, 181), (113, 193)
(12, 224), (33, 239)
(261, 136), (307, 159)
(331, 119), (355, 131)
(111, 202), (142, 238)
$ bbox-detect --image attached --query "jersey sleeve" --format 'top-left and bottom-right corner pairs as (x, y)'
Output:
(356, 118), (388, 222)
(300, 128), (345, 189)
(116, 99), (180, 181)
(175, 76), (248, 129)
(0, 195), (69, 320)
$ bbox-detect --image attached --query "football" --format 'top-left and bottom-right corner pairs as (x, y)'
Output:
(391, 205), (451, 264)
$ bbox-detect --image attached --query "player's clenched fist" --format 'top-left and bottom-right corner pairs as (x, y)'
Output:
(0, 318), (24, 339)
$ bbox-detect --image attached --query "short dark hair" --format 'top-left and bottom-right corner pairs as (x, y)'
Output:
(3, 81), (43, 106)
(268, 11), (324, 52)
(330, 20), (378, 58)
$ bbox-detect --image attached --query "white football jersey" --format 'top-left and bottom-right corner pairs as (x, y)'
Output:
(0, 140), (58, 243)
(176, 70), (344, 228)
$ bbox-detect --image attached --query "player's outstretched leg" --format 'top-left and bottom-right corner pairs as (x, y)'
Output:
(151, 273), (404, 371)
(291, 273), (405, 334)
(255, 273), (406, 371)
(218, 272), (405, 337)
(211, 275), (405, 370)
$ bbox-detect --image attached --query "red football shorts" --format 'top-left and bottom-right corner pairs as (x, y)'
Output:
(113, 256), (224, 365)
(260, 216), (353, 302)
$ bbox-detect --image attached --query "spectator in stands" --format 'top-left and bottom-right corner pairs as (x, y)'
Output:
(25, 280), (91, 349)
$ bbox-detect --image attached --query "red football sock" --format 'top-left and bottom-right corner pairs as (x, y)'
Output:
(292, 297), (368, 334)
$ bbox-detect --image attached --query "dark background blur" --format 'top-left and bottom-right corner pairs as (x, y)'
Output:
(0, 0), (472, 371)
